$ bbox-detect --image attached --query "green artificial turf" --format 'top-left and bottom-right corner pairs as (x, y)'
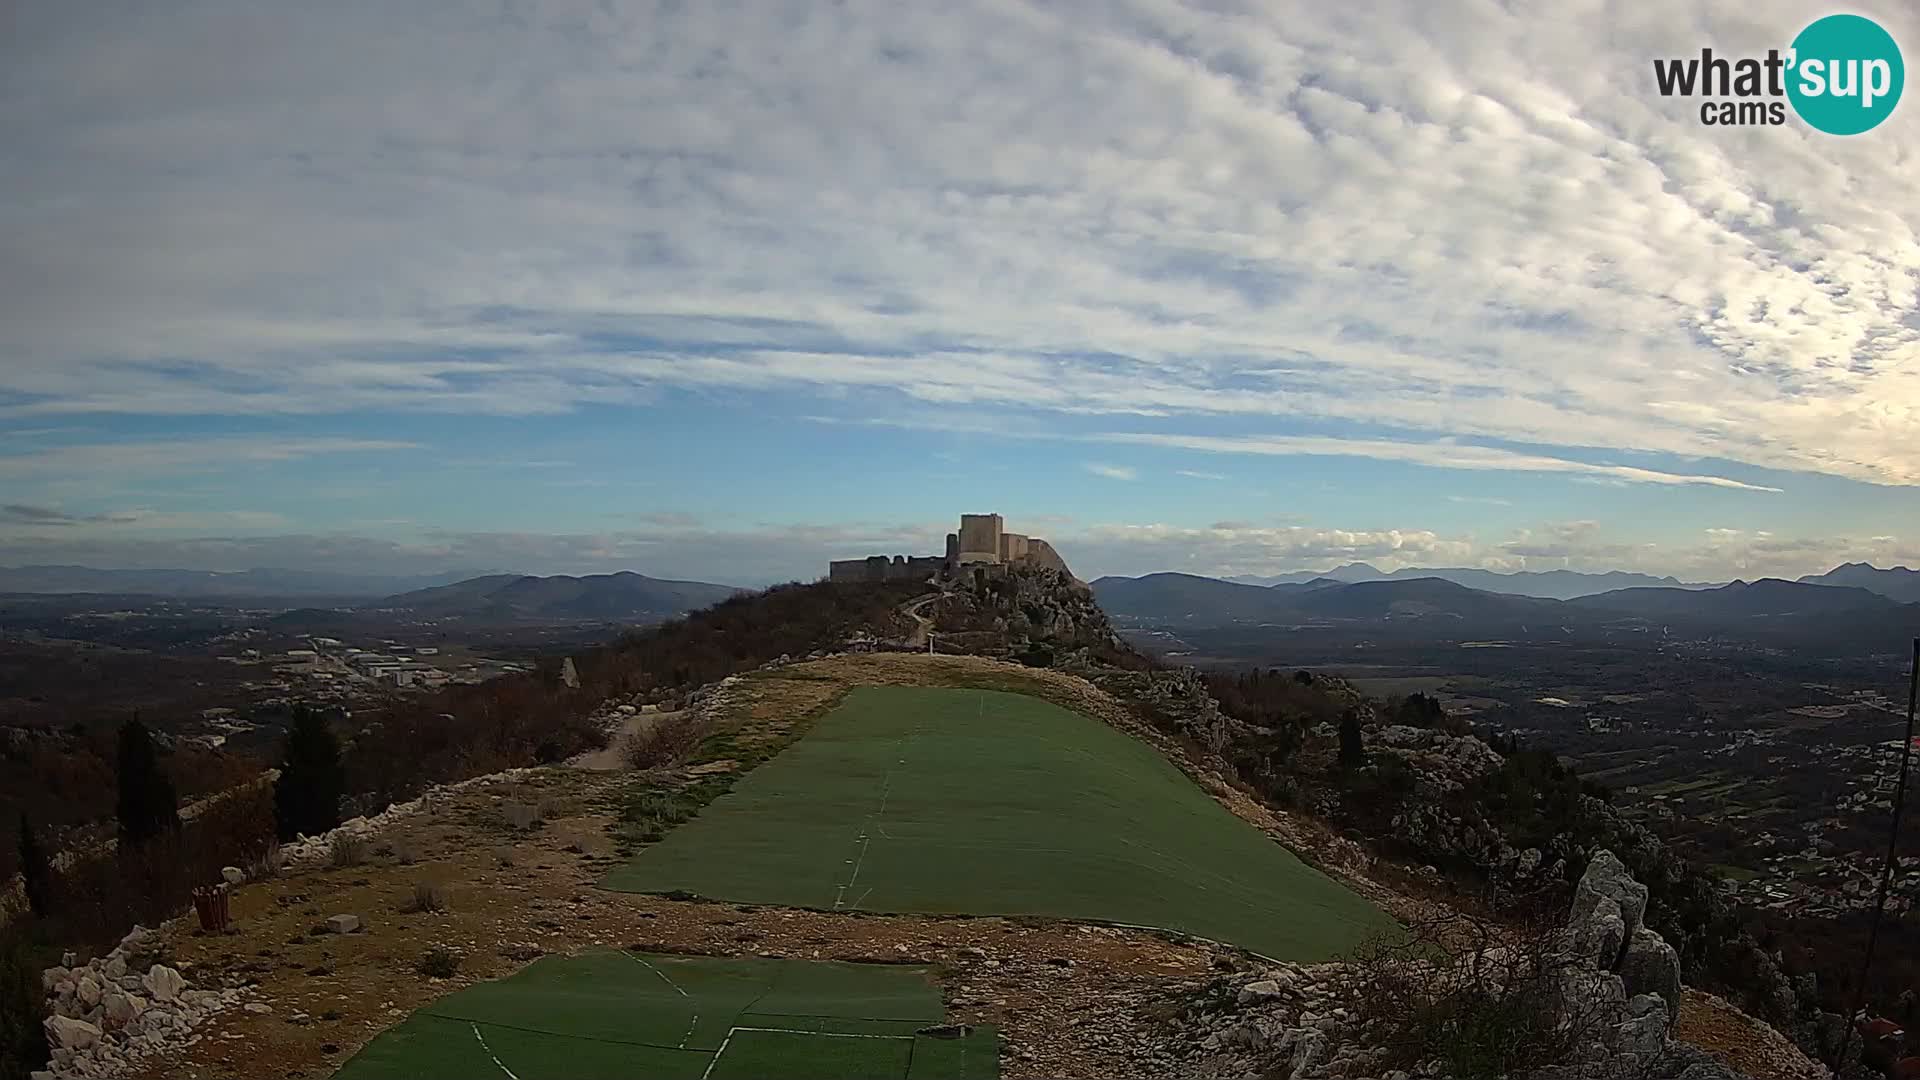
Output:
(603, 686), (1397, 961)
(332, 951), (997, 1080)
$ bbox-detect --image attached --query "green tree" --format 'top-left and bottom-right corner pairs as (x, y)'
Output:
(274, 707), (345, 841)
(14, 814), (50, 919)
(115, 719), (180, 848)
(0, 932), (50, 1080)
(1338, 709), (1367, 769)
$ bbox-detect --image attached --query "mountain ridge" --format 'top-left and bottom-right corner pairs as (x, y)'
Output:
(372, 570), (742, 620)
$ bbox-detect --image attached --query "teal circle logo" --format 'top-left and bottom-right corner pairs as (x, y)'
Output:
(1787, 14), (1904, 135)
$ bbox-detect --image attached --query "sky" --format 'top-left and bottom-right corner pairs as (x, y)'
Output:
(3, 0), (1919, 587)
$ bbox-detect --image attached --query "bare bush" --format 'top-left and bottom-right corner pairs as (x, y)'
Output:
(246, 840), (281, 881)
(1339, 906), (1615, 1080)
(417, 945), (460, 979)
(402, 881), (446, 914)
(328, 833), (366, 869)
(621, 713), (712, 770)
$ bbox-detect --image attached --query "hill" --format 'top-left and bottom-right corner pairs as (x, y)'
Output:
(1281, 576), (1564, 621)
(1228, 563), (1704, 599)
(1798, 561), (1920, 603)
(1568, 578), (1899, 618)
(374, 570), (741, 621)
(0, 564), (473, 598)
(1094, 573), (1561, 627)
(1089, 572), (1296, 623)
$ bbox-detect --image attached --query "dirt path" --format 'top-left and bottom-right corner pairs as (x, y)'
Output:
(900, 591), (941, 648)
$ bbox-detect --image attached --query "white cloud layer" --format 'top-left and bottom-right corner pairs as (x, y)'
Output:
(1, 514), (1911, 586)
(3, 1), (1919, 487)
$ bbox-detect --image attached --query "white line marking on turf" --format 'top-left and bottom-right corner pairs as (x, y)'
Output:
(700, 1026), (915, 1080)
(626, 952), (699, 1047)
(470, 1023), (522, 1080)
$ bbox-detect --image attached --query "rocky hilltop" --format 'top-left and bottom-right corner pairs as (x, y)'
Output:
(17, 567), (1845, 1080)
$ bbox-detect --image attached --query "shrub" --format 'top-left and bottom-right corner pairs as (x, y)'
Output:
(115, 719), (181, 849)
(246, 841), (281, 882)
(403, 882), (446, 914)
(0, 930), (50, 1080)
(417, 945), (460, 979)
(274, 708), (346, 842)
(622, 714), (711, 771)
(328, 834), (366, 869)
(1340, 908), (1611, 1079)
(15, 814), (50, 919)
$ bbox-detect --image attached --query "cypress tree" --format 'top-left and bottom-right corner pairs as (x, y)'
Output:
(15, 813), (51, 918)
(115, 718), (181, 848)
(274, 708), (345, 841)
(1338, 709), (1366, 769)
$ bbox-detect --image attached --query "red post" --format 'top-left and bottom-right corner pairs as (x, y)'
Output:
(192, 884), (231, 933)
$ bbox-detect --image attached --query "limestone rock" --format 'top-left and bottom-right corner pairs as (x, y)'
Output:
(221, 865), (246, 886)
(44, 1015), (101, 1050)
(1573, 850), (1648, 942)
(1570, 894), (1627, 970)
(142, 964), (185, 1003)
(76, 974), (102, 1008)
(326, 913), (362, 934)
(1619, 926), (1681, 1026)
(1237, 979), (1285, 1005)
(101, 992), (145, 1029)
(1613, 994), (1668, 1056)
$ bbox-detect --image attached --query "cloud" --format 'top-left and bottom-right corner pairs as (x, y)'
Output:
(0, 437), (421, 476)
(3, 1), (1920, 488)
(1176, 469), (1229, 481)
(1084, 462), (1138, 481)
(1100, 433), (1783, 491)
(0, 504), (289, 531)
(0, 509), (1908, 584)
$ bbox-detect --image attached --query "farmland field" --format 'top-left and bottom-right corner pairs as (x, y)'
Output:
(332, 950), (997, 1080)
(603, 686), (1395, 961)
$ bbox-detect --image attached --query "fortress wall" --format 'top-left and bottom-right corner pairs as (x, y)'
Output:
(1022, 539), (1070, 576)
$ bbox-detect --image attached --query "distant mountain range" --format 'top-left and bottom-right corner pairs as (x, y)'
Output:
(1797, 562), (1920, 604)
(1224, 562), (1709, 600)
(0, 564), (479, 598)
(1093, 567), (1920, 653)
(372, 571), (742, 621)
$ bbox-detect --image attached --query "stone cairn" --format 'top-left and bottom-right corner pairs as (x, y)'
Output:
(37, 924), (255, 1079)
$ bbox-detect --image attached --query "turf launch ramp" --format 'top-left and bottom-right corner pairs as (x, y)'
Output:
(604, 686), (1396, 961)
(332, 950), (997, 1080)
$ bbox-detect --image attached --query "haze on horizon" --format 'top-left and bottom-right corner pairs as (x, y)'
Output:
(3, 1), (1918, 587)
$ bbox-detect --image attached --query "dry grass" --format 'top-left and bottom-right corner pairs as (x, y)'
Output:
(328, 834), (367, 870)
(401, 882), (446, 914)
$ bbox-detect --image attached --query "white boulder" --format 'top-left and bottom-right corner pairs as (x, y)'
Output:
(44, 1015), (101, 1050)
(142, 964), (185, 1003)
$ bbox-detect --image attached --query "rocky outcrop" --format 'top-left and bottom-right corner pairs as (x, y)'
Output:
(1162, 851), (1754, 1080)
(929, 565), (1120, 652)
(40, 924), (257, 1078)
(1088, 667), (1244, 753)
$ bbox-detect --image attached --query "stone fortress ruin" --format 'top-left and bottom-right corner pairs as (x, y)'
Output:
(828, 513), (1071, 583)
